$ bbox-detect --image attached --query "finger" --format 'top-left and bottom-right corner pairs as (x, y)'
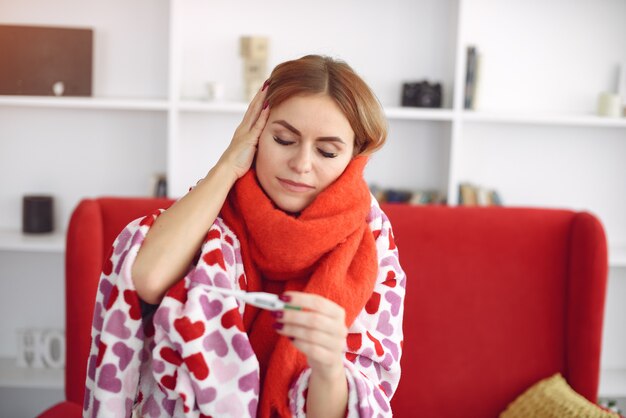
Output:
(278, 309), (346, 339)
(241, 81), (269, 130)
(282, 291), (345, 321)
(250, 103), (271, 138)
(276, 322), (345, 352)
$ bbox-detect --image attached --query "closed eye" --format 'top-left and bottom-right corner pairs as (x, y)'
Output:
(273, 136), (294, 145)
(318, 149), (337, 158)
(274, 136), (337, 158)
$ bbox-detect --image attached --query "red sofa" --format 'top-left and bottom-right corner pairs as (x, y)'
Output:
(39, 197), (609, 418)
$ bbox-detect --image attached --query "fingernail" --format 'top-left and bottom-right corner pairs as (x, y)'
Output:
(279, 294), (291, 302)
(271, 311), (283, 319)
(272, 322), (283, 330)
(262, 100), (269, 110)
(262, 79), (270, 91)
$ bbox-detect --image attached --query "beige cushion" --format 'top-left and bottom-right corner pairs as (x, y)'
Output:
(500, 373), (621, 418)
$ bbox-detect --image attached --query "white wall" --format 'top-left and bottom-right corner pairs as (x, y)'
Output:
(177, 0), (458, 106)
(463, 0), (626, 113)
(0, 107), (167, 232)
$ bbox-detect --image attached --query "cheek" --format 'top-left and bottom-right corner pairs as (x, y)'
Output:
(321, 158), (352, 187)
(256, 134), (272, 166)
(255, 135), (277, 186)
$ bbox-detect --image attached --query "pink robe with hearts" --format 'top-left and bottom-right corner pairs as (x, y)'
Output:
(83, 196), (405, 417)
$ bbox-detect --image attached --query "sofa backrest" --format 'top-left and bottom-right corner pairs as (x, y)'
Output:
(65, 199), (608, 417)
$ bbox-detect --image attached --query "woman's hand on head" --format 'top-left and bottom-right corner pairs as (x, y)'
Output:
(273, 291), (348, 382)
(216, 82), (271, 181)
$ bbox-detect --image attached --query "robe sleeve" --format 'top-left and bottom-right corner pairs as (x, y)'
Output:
(83, 209), (163, 417)
(288, 200), (406, 417)
(84, 209), (260, 418)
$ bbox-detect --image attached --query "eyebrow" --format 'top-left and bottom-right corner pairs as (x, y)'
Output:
(272, 120), (346, 144)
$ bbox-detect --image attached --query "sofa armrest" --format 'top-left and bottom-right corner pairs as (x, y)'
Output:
(65, 199), (105, 405)
(566, 211), (609, 401)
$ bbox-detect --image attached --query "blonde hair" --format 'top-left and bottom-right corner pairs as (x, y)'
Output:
(265, 55), (387, 156)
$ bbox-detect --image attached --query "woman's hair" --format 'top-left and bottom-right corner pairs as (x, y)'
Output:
(265, 55), (387, 156)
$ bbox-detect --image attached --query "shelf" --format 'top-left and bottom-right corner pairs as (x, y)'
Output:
(0, 95), (169, 111)
(461, 111), (626, 128)
(610, 244), (626, 268)
(599, 368), (626, 398)
(385, 107), (454, 121)
(177, 100), (247, 113)
(5, 95), (621, 128)
(177, 100), (456, 122)
(0, 229), (65, 253)
(0, 357), (63, 389)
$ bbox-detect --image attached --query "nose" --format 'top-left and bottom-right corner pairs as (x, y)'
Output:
(288, 145), (313, 174)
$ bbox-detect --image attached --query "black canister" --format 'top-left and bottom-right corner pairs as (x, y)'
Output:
(22, 195), (54, 233)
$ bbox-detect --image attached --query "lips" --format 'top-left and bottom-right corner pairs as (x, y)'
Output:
(277, 177), (315, 193)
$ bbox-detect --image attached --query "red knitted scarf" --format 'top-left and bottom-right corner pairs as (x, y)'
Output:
(220, 156), (378, 417)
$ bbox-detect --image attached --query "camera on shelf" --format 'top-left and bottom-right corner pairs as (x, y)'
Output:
(401, 81), (443, 108)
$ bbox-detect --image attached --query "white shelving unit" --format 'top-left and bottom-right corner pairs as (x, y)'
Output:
(1, 0), (625, 403)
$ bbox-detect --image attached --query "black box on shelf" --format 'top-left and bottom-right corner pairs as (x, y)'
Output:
(401, 81), (442, 108)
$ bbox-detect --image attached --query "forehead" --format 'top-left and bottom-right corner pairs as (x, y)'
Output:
(270, 94), (354, 138)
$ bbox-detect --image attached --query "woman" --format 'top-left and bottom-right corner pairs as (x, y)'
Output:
(84, 55), (405, 417)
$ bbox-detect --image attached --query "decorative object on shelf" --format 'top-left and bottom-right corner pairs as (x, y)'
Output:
(151, 173), (167, 198)
(464, 45), (482, 110)
(597, 63), (625, 118)
(0, 24), (93, 96)
(52, 81), (65, 96)
(401, 80), (443, 108)
(22, 195), (54, 233)
(205, 80), (224, 101)
(369, 184), (446, 205)
(597, 92), (622, 118)
(239, 35), (269, 101)
(458, 183), (502, 206)
(16, 328), (65, 369)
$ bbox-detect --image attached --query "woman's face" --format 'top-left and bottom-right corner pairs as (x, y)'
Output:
(256, 94), (355, 213)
